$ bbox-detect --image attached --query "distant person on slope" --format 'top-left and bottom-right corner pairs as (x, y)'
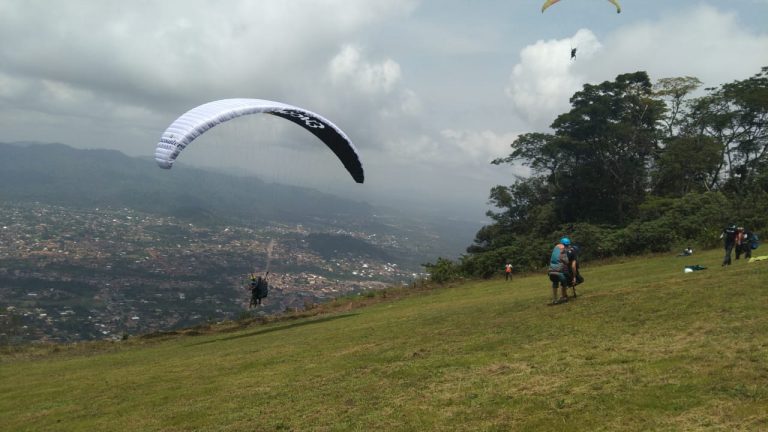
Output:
(505, 263), (513, 281)
(720, 224), (738, 266)
(548, 237), (571, 305)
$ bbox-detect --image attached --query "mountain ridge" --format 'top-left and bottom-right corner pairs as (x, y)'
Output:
(0, 141), (373, 227)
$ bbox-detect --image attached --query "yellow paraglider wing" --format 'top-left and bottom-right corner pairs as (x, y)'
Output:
(541, 0), (561, 13)
(608, 0), (621, 13)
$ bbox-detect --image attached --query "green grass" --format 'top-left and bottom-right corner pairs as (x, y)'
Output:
(2, 249), (767, 431)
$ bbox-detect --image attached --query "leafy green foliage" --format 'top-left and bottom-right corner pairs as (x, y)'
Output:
(466, 68), (768, 273)
(423, 257), (461, 283)
(686, 67), (768, 194)
(652, 135), (722, 196)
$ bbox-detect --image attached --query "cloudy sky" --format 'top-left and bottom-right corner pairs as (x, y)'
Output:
(1, 0), (767, 221)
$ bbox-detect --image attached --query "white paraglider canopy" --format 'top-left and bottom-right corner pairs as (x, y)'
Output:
(155, 99), (364, 183)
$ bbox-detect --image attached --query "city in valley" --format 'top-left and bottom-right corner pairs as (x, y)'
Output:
(0, 203), (427, 343)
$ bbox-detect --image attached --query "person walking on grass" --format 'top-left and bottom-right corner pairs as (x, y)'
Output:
(548, 237), (571, 305)
(566, 243), (583, 297)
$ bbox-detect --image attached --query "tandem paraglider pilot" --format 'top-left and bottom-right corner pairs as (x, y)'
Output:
(248, 272), (270, 307)
(548, 237), (572, 305)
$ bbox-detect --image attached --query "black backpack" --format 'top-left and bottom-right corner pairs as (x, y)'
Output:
(750, 233), (760, 250)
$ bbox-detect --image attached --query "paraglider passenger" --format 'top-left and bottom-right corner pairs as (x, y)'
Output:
(566, 243), (583, 297)
(248, 272), (270, 307)
(720, 224), (738, 266)
(548, 237), (571, 304)
(570, 48), (577, 59)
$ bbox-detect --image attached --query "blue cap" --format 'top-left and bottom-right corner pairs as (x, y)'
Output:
(560, 237), (571, 245)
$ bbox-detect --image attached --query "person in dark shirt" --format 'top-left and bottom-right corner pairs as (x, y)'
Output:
(736, 227), (753, 261)
(720, 224), (738, 266)
(566, 244), (583, 297)
(248, 272), (269, 307)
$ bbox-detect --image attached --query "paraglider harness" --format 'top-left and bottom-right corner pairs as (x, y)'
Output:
(249, 272), (269, 307)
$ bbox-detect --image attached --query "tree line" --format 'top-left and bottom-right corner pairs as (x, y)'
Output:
(427, 67), (768, 281)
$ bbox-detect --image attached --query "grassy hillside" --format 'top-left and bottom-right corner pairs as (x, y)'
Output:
(2, 249), (767, 431)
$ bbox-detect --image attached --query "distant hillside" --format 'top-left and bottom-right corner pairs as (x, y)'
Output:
(306, 232), (394, 261)
(0, 142), (482, 261)
(2, 249), (767, 430)
(0, 142), (371, 226)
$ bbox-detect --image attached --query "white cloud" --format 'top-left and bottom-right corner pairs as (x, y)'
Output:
(322, 44), (424, 156)
(591, 5), (768, 89)
(439, 129), (518, 167)
(328, 45), (402, 94)
(0, 0), (419, 155)
(505, 29), (602, 129)
(383, 128), (517, 170)
(0, 1), (418, 112)
(506, 4), (768, 131)
(396, 89), (423, 116)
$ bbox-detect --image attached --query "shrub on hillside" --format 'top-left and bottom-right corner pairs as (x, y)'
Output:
(423, 257), (462, 284)
(559, 223), (623, 260)
(625, 192), (729, 252)
(456, 192), (760, 279)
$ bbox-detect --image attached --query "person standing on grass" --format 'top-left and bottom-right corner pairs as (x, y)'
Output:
(720, 224), (738, 266)
(735, 227), (753, 261)
(505, 263), (513, 281)
(548, 237), (571, 305)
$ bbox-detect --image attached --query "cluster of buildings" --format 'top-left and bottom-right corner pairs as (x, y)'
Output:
(0, 203), (425, 343)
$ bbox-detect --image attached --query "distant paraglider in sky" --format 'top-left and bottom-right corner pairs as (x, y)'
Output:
(541, 0), (621, 14)
(155, 98), (364, 183)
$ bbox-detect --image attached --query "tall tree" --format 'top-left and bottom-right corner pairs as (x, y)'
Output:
(491, 72), (665, 226)
(468, 177), (553, 253)
(652, 135), (722, 197)
(653, 76), (703, 139)
(550, 71), (664, 224)
(687, 67), (768, 193)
